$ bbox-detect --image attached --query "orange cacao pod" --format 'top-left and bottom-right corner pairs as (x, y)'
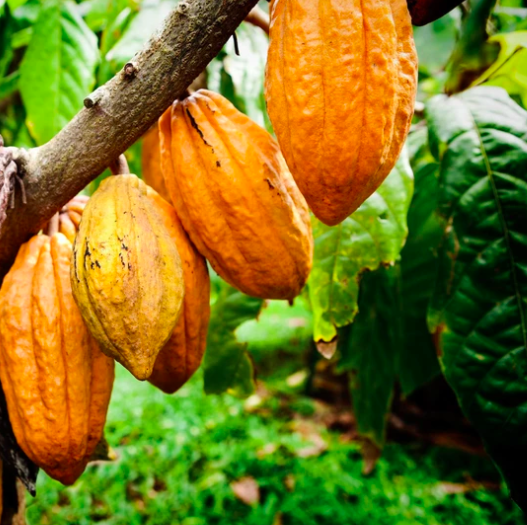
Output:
(159, 89), (313, 300)
(147, 189), (210, 394)
(265, 0), (418, 226)
(0, 233), (115, 485)
(58, 195), (89, 243)
(142, 123), (171, 201)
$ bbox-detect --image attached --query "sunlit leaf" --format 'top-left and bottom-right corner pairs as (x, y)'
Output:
(19, 0), (98, 145)
(472, 31), (527, 108)
(308, 151), (414, 343)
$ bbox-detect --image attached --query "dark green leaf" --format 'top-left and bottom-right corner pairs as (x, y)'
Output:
(0, 4), (14, 80)
(204, 283), (263, 398)
(398, 128), (442, 395)
(308, 151), (414, 343)
(19, 0), (98, 145)
(0, 70), (19, 100)
(339, 265), (402, 446)
(426, 86), (527, 510)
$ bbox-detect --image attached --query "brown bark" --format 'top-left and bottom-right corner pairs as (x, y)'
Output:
(0, 0), (259, 280)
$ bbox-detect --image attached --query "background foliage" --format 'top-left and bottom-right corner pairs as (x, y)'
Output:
(1, 0), (527, 521)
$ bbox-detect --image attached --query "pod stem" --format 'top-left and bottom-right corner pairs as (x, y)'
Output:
(109, 154), (130, 175)
(46, 212), (60, 237)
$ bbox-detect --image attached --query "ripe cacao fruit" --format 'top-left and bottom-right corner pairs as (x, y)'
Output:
(147, 189), (210, 394)
(0, 232), (115, 485)
(142, 123), (171, 201)
(159, 89), (313, 300)
(265, 0), (418, 226)
(71, 174), (185, 380)
(58, 195), (89, 243)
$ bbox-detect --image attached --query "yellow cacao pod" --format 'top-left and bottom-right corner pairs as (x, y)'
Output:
(265, 0), (418, 226)
(147, 189), (210, 394)
(159, 89), (313, 300)
(142, 123), (171, 201)
(0, 233), (115, 485)
(71, 174), (185, 380)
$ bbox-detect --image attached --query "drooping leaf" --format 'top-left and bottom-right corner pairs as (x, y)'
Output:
(204, 282), (263, 398)
(339, 265), (402, 446)
(308, 150), (414, 344)
(19, 0), (98, 145)
(398, 128), (442, 395)
(208, 22), (270, 131)
(471, 31), (527, 108)
(426, 86), (527, 510)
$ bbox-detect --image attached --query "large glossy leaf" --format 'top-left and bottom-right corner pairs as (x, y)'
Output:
(19, 0), (98, 145)
(203, 282), (263, 398)
(308, 151), (414, 344)
(208, 22), (270, 131)
(426, 86), (527, 510)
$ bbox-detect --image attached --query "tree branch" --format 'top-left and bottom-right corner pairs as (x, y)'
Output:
(0, 0), (259, 280)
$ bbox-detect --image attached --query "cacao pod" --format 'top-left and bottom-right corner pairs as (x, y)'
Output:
(265, 0), (418, 226)
(147, 189), (210, 394)
(0, 233), (115, 485)
(58, 195), (89, 243)
(142, 123), (171, 201)
(159, 89), (313, 300)
(71, 174), (185, 380)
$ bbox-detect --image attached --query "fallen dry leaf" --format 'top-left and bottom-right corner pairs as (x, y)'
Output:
(316, 338), (338, 359)
(231, 477), (260, 506)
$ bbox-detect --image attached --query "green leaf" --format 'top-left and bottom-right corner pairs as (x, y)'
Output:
(105, 0), (175, 73)
(19, 0), (98, 145)
(0, 70), (19, 100)
(7, 0), (27, 11)
(426, 86), (527, 510)
(208, 22), (270, 131)
(339, 265), (402, 446)
(472, 31), (527, 108)
(397, 128), (442, 395)
(308, 151), (414, 343)
(0, 4), (14, 80)
(203, 283), (263, 398)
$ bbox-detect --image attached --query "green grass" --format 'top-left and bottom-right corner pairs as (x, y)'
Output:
(27, 363), (524, 525)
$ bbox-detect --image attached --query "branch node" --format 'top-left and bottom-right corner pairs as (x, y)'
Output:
(123, 62), (138, 80)
(177, 1), (190, 14)
(84, 87), (106, 109)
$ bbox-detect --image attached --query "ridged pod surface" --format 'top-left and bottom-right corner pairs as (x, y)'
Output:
(142, 123), (171, 201)
(159, 89), (313, 300)
(147, 189), (210, 394)
(0, 233), (115, 485)
(71, 175), (184, 380)
(57, 195), (89, 243)
(265, 0), (418, 226)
